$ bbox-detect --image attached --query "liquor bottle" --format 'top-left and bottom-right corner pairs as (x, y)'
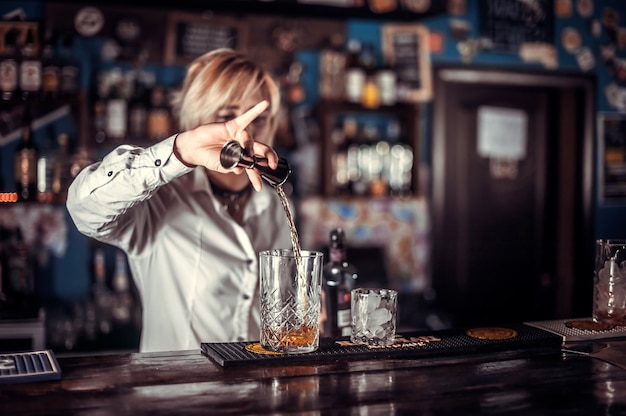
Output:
(36, 126), (55, 203)
(58, 34), (79, 97)
(40, 30), (60, 100)
(92, 70), (108, 144)
(19, 27), (41, 101)
(376, 60), (397, 106)
(92, 247), (113, 335)
(105, 68), (127, 143)
(344, 39), (365, 104)
(323, 228), (358, 337)
(331, 119), (349, 194)
(318, 33), (345, 101)
(14, 107), (38, 201)
(111, 250), (133, 325)
(343, 117), (362, 195)
(51, 133), (72, 201)
(0, 28), (20, 101)
(127, 70), (149, 141)
(360, 43), (380, 109)
(147, 85), (172, 141)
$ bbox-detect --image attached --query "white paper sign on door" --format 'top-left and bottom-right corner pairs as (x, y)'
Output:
(477, 106), (528, 160)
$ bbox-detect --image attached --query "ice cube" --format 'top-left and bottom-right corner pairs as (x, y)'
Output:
(369, 307), (392, 327)
(366, 293), (382, 313)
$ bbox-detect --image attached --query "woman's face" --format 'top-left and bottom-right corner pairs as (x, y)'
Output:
(207, 90), (275, 191)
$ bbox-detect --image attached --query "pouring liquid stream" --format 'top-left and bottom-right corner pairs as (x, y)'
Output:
(276, 184), (317, 346)
(220, 141), (314, 346)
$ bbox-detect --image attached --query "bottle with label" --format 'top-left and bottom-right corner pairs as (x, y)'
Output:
(14, 107), (38, 201)
(52, 133), (72, 201)
(344, 39), (365, 104)
(92, 247), (113, 335)
(318, 33), (345, 101)
(331, 119), (349, 194)
(0, 28), (20, 101)
(40, 30), (60, 100)
(92, 70), (109, 144)
(36, 126), (55, 203)
(323, 228), (358, 337)
(58, 34), (79, 97)
(147, 85), (172, 141)
(105, 68), (127, 143)
(111, 250), (133, 325)
(19, 27), (41, 101)
(127, 71), (149, 141)
(360, 43), (380, 109)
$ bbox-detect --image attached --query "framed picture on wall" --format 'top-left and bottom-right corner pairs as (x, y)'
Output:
(382, 24), (432, 102)
(164, 12), (248, 65)
(598, 112), (626, 203)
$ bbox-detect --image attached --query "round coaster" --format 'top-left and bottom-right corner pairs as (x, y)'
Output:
(466, 327), (518, 340)
(564, 320), (615, 331)
(245, 343), (284, 355)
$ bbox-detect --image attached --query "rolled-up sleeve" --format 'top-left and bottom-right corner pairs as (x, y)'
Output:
(66, 134), (193, 245)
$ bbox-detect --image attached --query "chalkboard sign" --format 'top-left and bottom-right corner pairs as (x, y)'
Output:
(480, 0), (553, 52)
(382, 24), (432, 102)
(164, 12), (248, 64)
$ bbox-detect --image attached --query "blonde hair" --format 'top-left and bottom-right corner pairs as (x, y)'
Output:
(171, 48), (281, 134)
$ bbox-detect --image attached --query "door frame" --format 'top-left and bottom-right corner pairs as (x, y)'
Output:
(431, 66), (596, 319)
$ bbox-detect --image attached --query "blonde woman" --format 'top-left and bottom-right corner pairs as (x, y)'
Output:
(67, 48), (292, 352)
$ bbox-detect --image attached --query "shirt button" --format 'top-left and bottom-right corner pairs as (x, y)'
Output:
(242, 294), (250, 300)
(107, 171), (113, 177)
(154, 159), (162, 166)
(237, 337), (244, 342)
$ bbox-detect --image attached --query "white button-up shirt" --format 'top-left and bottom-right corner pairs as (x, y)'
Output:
(66, 135), (293, 352)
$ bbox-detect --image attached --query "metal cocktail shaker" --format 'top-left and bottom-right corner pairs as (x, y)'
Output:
(219, 140), (291, 187)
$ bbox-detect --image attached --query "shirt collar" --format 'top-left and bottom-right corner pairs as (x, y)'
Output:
(190, 167), (273, 215)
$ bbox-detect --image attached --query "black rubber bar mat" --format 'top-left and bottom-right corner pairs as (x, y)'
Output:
(0, 350), (61, 384)
(525, 318), (626, 341)
(201, 324), (563, 367)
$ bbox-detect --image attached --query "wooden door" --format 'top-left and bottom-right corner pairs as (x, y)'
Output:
(431, 68), (595, 326)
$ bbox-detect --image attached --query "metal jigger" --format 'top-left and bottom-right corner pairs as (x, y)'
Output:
(219, 140), (291, 187)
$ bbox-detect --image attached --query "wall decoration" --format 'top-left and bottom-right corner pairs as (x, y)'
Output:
(382, 24), (432, 102)
(561, 27), (582, 53)
(575, 47), (596, 71)
(576, 0), (594, 18)
(74, 6), (104, 37)
(447, 0), (466, 16)
(164, 12), (248, 65)
(518, 42), (558, 69)
(367, 0), (398, 14)
(555, 0), (573, 18)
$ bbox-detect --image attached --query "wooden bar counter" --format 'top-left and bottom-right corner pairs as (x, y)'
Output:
(2, 328), (626, 414)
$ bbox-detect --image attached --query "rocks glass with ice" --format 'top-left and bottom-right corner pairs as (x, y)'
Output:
(594, 239), (626, 326)
(259, 249), (323, 354)
(351, 288), (398, 346)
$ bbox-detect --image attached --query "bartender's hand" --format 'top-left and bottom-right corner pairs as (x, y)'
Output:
(173, 100), (278, 191)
